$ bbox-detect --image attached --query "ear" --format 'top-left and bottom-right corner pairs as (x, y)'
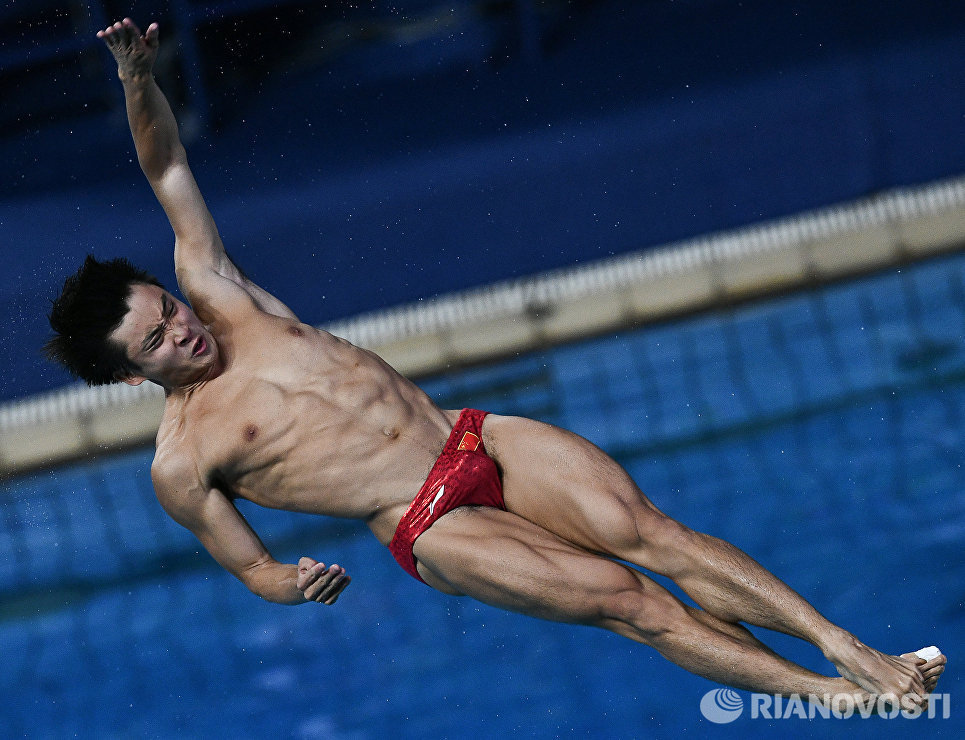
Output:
(114, 370), (147, 386)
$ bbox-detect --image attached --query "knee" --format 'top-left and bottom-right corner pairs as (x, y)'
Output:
(623, 509), (698, 576)
(597, 580), (689, 644)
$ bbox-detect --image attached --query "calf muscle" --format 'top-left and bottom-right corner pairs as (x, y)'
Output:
(412, 505), (856, 699)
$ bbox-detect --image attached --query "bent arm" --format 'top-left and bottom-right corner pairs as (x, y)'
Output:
(164, 478), (304, 604)
(152, 462), (349, 604)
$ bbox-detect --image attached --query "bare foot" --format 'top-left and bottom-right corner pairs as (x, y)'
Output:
(900, 649), (947, 694)
(811, 676), (916, 717)
(820, 677), (880, 714)
(823, 634), (926, 710)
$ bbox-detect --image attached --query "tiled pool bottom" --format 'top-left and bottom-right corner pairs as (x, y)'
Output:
(2, 254), (963, 738)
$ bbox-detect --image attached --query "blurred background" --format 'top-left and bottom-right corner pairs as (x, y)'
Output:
(1, 1), (963, 738)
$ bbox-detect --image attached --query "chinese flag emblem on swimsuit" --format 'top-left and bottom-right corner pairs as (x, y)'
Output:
(457, 431), (480, 452)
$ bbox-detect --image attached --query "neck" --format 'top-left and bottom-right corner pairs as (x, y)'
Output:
(161, 355), (225, 398)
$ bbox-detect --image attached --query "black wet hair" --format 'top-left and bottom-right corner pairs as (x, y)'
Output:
(44, 255), (163, 385)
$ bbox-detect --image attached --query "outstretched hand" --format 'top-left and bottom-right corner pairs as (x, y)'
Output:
(97, 18), (159, 81)
(297, 557), (351, 605)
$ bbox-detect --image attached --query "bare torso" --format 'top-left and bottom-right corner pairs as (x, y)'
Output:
(154, 311), (457, 545)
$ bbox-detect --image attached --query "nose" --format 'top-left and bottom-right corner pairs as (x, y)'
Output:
(173, 325), (192, 346)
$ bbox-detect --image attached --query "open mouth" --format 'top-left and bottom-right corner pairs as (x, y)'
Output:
(192, 336), (206, 357)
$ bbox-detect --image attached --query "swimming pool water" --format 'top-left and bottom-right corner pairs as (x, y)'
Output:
(2, 254), (963, 738)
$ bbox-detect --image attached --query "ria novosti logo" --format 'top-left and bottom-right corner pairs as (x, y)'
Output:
(700, 688), (744, 724)
(699, 689), (951, 723)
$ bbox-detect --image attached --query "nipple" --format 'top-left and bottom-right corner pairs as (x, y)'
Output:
(382, 426), (399, 439)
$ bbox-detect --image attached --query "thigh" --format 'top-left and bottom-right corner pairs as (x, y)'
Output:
(482, 414), (676, 559)
(413, 505), (644, 626)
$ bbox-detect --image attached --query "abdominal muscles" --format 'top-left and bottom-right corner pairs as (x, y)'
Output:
(215, 334), (449, 522)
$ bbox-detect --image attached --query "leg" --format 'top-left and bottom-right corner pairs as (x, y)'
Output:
(414, 505), (865, 698)
(482, 415), (934, 702)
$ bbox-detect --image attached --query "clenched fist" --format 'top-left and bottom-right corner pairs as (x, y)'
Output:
(297, 557), (351, 605)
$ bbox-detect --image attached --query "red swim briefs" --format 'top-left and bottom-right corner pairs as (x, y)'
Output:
(388, 408), (505, 583)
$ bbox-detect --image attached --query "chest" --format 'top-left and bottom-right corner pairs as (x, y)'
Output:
(191, 362), (377, 477)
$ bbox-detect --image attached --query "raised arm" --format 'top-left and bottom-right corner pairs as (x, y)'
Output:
(152, 459), (350, 605)
(98, 18), (296, 321)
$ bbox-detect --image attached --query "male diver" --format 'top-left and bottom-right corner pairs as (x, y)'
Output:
(46, 19), (945, 709)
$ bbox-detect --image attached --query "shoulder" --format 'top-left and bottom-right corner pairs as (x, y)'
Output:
(151, 437), (187, 481)
(151, 442), (208, 524)
(177, 264), (264, 328)
(177, 259), (300, 326)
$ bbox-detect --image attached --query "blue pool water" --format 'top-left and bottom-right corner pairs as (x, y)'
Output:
(2, 254), (963, 739)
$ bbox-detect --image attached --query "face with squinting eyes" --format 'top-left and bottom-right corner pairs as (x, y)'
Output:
(109, 282), (219, 389)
